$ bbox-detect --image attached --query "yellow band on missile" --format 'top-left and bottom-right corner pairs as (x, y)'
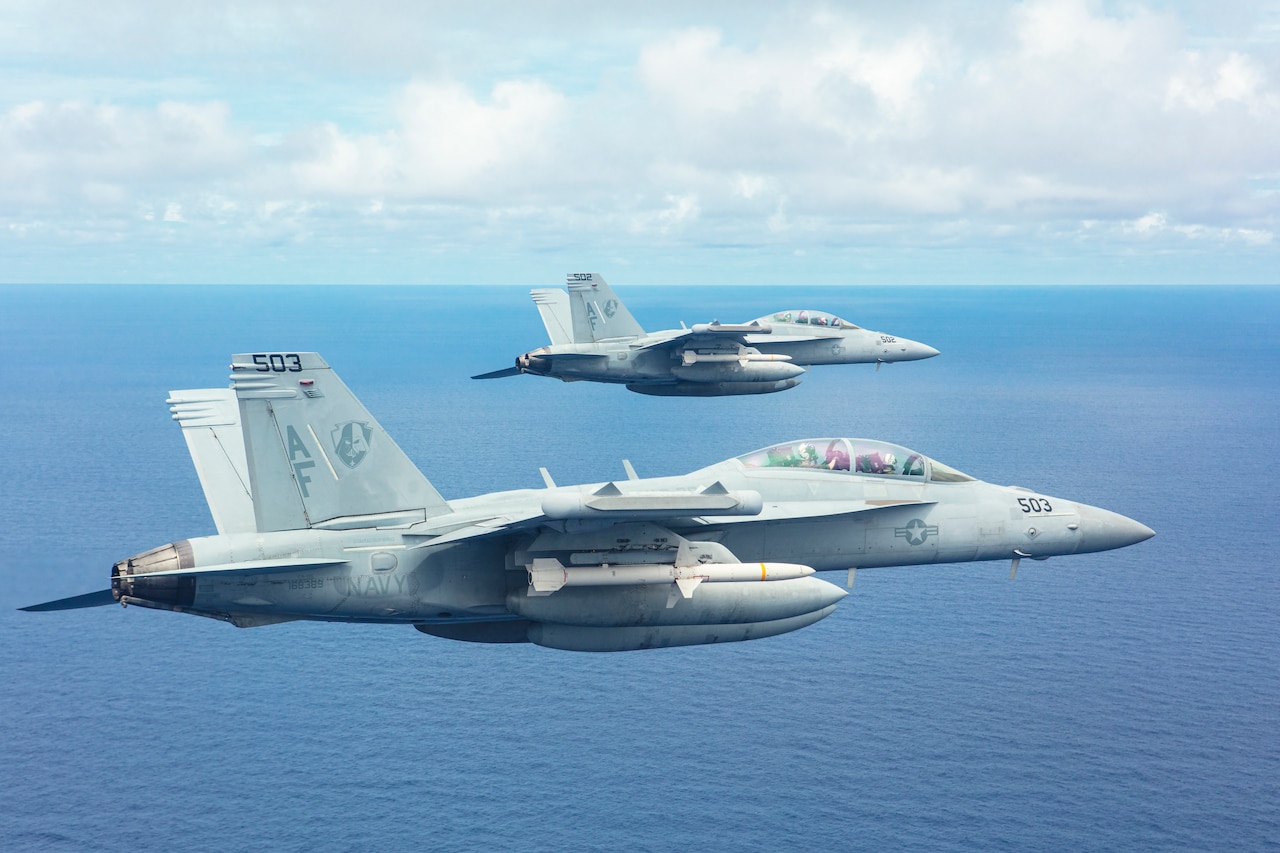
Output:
(761, 562), (767, 580)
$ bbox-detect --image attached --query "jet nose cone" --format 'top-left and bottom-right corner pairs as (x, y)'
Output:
(1075, 504), (1155, 554)
(885, 338), (940, 362)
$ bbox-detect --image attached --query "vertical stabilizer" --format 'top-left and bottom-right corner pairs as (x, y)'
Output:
(167, 389), (255, 535)
(531, 289), (573, 345)
(231, 353), (451, 532)
(565, 273), (645, 342)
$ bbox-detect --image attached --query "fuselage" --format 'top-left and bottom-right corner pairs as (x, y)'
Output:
(516, 322), (937, 393)
(37, 349), (1149, 652)
(114, 439), (1152, 629)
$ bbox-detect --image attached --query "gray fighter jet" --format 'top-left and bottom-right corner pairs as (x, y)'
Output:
(473, 273), (939, 396)
(23, 353), (1152, 651)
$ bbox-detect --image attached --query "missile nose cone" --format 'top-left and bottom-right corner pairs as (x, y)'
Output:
(1075, 504), (1155, 554)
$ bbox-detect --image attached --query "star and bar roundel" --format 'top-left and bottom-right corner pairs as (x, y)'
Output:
(895, 518), (939, 546)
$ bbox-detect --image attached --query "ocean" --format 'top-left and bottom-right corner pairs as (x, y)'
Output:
(1, 284), (1277, 851)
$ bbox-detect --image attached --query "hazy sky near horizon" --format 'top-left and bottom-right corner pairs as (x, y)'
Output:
(2, 1), (1278, 285)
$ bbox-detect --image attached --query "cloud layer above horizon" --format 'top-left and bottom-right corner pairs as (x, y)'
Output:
(2, 0), (1278, 284)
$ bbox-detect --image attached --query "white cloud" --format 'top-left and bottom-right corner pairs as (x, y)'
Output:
(1166, 51), (1275, 114)
(635, 21), (936, 150)
(288, 79), (569, 198)
(1012, 0), (1139, 58)
(733, 173), (769, 201)
(621, 0), (1280, 232)
(0, 99), (247, 206)
(1124, 210), (1272, 244)
(1132, 212), (1168, 233)
(629, 193), (700, 234)
(0, 0), (1277, 282)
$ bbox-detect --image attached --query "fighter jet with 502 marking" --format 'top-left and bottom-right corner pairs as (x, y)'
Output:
(23, 353), (1152, 652)
(473, 273), (939, 396)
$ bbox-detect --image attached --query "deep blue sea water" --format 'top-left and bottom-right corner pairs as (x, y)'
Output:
(1, 285), (1277, 852)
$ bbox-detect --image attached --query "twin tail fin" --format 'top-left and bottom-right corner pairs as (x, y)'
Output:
(231, 352), (451, 532)
(565, 273), (645, 342)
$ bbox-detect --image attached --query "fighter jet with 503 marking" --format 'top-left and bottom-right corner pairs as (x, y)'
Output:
(473, 273), (939, 396)
(23, 353), (1152, 652)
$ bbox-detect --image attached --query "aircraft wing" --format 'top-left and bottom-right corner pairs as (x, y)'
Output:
(709, 498), (936, 524)
(631, 321), (772, 354)
(405, 481), (766, 547)
(741, 332), (842, 344)
(406, 511), (547, 548)
(403, 487), (931, 549)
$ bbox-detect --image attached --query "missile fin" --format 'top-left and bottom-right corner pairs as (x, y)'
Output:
(528, 557), (568, 595)
(675, 577), (703, 599)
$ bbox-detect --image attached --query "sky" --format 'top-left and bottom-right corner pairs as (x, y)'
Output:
(1, 0), (1278, 285)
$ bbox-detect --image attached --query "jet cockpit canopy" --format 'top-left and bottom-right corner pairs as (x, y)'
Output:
(754, 310), (859, 329)
(736, 438), (975, 482)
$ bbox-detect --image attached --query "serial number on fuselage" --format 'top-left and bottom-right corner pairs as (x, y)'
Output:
(286, 578), (325, 590)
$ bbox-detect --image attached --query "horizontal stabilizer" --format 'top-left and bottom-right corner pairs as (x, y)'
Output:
(472, 366), (522, 380)
(20, 589), (116, 612)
